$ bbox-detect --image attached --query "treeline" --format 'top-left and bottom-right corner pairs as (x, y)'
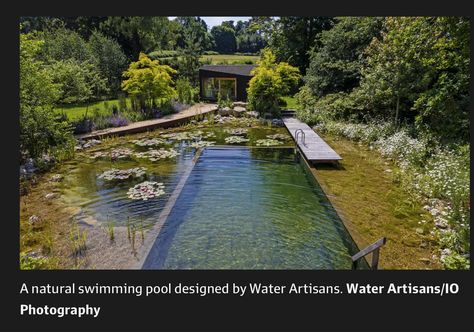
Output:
(293, 17), (470, 144)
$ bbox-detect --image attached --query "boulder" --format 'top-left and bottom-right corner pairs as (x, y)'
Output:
(233, 101), (247, 107)
(271, 118), (284, 127)
(218, 107), (232, 116)
(245, 111), (259, 118)
(232, 106), (247, 117)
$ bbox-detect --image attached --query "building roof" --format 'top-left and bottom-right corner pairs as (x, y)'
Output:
(199, 64), (257, 77)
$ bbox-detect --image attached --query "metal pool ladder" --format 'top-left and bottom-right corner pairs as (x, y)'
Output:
(351, 237), (387, 270)
(295, 129), (306, 146)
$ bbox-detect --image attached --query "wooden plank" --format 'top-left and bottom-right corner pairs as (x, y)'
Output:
(351, 237), (387, 262)
(282, 117), (342, 162)
(76, 103), (217, 140)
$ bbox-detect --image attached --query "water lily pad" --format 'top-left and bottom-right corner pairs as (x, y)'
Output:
(255, 139), (283, 146)
(224, 128), (248, 136)
(134, 148), (179, 162)
(132, 138), (166, 147)
(225, 136), (249, 144)
(127, 181), (165, 200)
(266, 133), (291, 141)
(98, 167), (147, 181)
(189, 141), (216, 148)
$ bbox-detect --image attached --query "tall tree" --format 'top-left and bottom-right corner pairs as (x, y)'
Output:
(100, 17), (175, 59)
(211, 25), (237, 53)
(269, 17), (334, 74)
(305, 17), (384, 97)
(88, 31), (128, 93)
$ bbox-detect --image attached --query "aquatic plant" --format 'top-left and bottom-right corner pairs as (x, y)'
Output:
(106, 220), (115, 242)
(255, 139), (283, 146)
(69, 224), (87, 256)
(134, 148), (179, 162)
(266, 133), (291, 141)
(98, 167), (147, 181)
(224, 128), (248, 135)
(90, 148), (134, 161)
(225, 136), (250, 144)
(127, 181), (166, 200)
(132, 138), (167, 147)
(189, 141), (215, 148)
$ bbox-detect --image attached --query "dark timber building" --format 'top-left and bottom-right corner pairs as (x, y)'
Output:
(199, 64), (256, 102)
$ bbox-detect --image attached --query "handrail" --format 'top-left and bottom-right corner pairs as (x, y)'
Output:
(295, 129), (305, 146)
(351, 237), (387, 270)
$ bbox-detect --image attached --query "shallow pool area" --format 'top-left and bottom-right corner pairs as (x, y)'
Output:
(143, 147), (363, 269)
(23, 122), (365, 270)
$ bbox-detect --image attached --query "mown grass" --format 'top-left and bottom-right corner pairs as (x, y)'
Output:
(281, 96), (299, 109)
(310, 133), (441, 269)
(54, 99), (132, 121)
(199, 54), (259, 64)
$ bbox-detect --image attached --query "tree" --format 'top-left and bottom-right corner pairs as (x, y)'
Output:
(268, 17), (334, 73)
(247, 49), (301, 115)
(211, 25), (237, 53)
(305, 17), (384, 97)
(88, 31), (128, 94)
(175, 17), (207, 84)
(48, 59), (108, 104)
(100, 17), (175, 59)
(39, 27), (93, 64)
(20, 31), (74, 160)
(121, 53), (177, 111)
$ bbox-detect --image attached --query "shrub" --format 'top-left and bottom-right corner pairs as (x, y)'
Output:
(176, 78), (198, 105)
(247, 49), (301, 116)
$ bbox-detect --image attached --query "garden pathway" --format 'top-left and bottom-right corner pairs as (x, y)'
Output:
(76, 103), (218, 140)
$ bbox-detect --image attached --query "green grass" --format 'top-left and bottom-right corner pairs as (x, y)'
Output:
(54, 99), (132, 121)
(282, 96), (299, 109)
(199, 54), (259, 65)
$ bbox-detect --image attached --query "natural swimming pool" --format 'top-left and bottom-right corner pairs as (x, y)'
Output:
(142, 147), (362, 269)
(32, 122), (364, 269)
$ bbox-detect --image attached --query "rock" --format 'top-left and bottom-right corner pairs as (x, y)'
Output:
(218, 107), (232, 116)
(384, 169), (392, 173)
(232, 106), (247, 117)
(419, 258), (431, 264)
(50, 174), (63, 182)
(415, 227), (424, 234)
(245, 111), (259, 118)
(271, 118), (284, 127)
(233, 101), (247, 108)
(28, 215), (40, 224)
(435, 220), (448, 229)
(45, 192), (59, 200)
(82, 139), (101, 149)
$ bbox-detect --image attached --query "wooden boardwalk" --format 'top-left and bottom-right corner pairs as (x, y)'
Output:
(282, 117), (342, 163)
(76, 103), (217, 140)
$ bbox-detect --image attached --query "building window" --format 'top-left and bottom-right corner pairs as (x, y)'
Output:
(202, 77), (236, 100)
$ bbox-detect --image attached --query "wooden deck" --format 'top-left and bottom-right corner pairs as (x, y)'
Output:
(282, 117), (342, 163)
(76, 103), (217, 140)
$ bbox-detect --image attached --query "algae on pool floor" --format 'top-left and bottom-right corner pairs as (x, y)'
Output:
(311, 134), (441, 269)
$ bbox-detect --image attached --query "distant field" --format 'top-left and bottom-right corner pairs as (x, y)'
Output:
(200, 54), (259, 65)
(54, 99), (131, 121)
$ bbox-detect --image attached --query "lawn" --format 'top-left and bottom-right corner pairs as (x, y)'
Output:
(199, 54), (259, 65)
(54, 99), (131, 121)
(281, 96), (299, 109)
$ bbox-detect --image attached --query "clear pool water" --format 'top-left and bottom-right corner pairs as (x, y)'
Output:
(144, 147), (363, 269)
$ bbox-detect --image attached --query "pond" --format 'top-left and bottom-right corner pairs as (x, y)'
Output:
(38, 121), (364, 269)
